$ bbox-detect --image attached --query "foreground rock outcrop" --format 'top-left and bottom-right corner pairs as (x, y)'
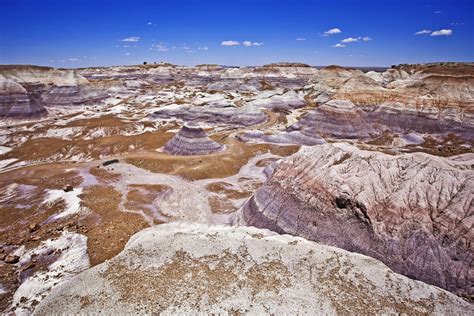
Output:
(243, 143), (474, 297)
(34, 223), (471, 315)
(163, 123), (224, 155)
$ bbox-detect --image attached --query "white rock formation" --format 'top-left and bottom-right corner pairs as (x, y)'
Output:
(34, 223), (471, 315)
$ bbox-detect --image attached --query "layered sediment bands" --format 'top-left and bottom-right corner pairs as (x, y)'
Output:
(163, 124), (224, 155)
(34, 223), (471, 315)
(79, 63), (318, 91)
(0, 65), (108, 116)
(242, 143), (474, 297)
(152, 103), (266, 127)
(0, 65), (89, 86)
(42, 85), (108, 106)
(246, 90), (307, 110)
(238, 130), (325, 146)
(0, 79), (47, 117)
(302, 63), (474, 141)
(289, 99), (474, 140)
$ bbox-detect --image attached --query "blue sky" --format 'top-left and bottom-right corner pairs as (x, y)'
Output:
(1, 0), (473, 67)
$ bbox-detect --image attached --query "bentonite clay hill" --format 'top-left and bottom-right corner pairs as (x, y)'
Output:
(242, 143), (474, 297)
(0, 62), (473, 314)
(0, 65), (107, 117)
(34, 223), (471, 315)
(163, 123), (224, 155)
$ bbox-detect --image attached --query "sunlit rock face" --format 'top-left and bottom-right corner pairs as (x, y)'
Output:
(0, 65), (108, 116)
(151, 102), (267, 127)
(41, 85), (107, 107)
(292, 63), (474, 146)
(242, 143), (474, 297)
(34, 223), (471, 315)
(163, 123), (224, 155)
(0, 79), (47, 117)
(289, 98), (473, 141)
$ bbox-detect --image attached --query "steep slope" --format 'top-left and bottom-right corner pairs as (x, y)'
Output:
(163, 123), (224, 155)
(243, 143), (474, 297)
(0, 65), (107, 117)
(0, 79), (47, 117)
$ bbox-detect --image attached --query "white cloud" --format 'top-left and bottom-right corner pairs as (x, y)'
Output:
(431, 29), (453, 36)
(147, 22), (153, 25)
(186, 50), (194, 53)
(198, 47), (209, 50)
(296, 37), (306, 41)
(243, 41), (263, 46)
(322, 28), (342, 36)
(125, 53), (131, 56)
(68, 58), (78, 61)
(331, 43), (346, 48)
(151, 43), (169, 52)
(122, 44), (130, 48)
(221, 40), (240, 46)
(434, 10), (442, 14)
(340, 36), (371, 43)
(415, 29), (431, 35)
(341, 37), (358, 43)
(121, 36), (140, 42)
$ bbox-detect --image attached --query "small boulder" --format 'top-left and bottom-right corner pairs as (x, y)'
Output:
(63, 185), (73, 192)
(102, 159), (119, 166)
(29, 223), (40, 232)
(4, 254), (20, 264)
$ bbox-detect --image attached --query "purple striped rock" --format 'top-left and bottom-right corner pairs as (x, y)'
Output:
(242, 143), (474, 298)
(163, 124), (225, 155)
(0, 79), (47, 117)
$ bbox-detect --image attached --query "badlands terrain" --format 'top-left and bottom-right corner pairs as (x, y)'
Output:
(0, 62), (472, 314)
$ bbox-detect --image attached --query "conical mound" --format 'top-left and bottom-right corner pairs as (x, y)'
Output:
(163, 123), (224, 155)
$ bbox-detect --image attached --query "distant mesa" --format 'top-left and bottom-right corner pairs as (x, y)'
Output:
(262, 62), (311, 68)
(391, 62), (474, 75)
(140, 62), (177, 68)
(163, 123), (225, 156)
(321, 64), (348, 71)
(195, 64), (222, 69)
